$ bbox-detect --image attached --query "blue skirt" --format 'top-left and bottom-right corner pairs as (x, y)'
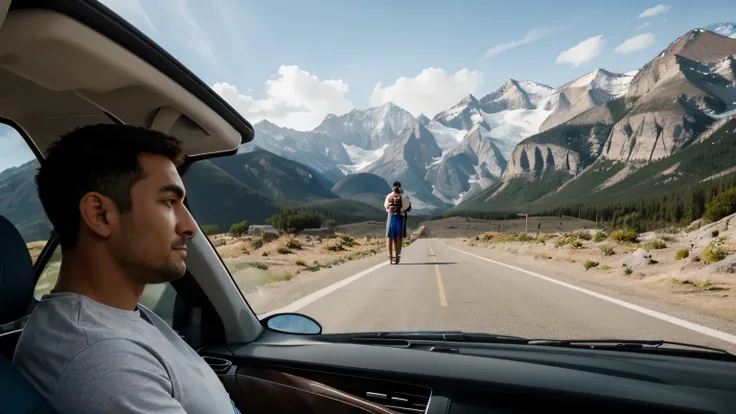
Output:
(386, 214), (403, 238)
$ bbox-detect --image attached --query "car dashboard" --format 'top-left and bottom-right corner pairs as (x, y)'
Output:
(199, 331), (736, 413)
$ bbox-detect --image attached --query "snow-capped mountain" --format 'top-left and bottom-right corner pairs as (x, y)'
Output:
(479, 79), (554, 113)
(244, 120), (350, 182)
(314, 102), (415, 150)
(244, 68), (638, 211)
(538, 68), (637, 131)
(702, 22), (736, 38)
(426, 123), (507, 204)
(432, 94), (490, 131)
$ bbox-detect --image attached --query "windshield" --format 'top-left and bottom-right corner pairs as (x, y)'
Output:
(4, 1), (736, 354)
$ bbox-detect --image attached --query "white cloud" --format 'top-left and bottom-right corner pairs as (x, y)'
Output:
(484, 27), (556, 58)
(615, 33), (656, 54)
(369, 68), (484, 118)
(98, 0), (158, 36)
(636, 22), (651, 31)
(638, 4), (670, 18)
(213, 65), (353, 131)
(556, 35), (605, 66)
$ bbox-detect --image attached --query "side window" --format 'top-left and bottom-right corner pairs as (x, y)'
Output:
(0, 124), (180, 329)
(34, 247), (61, 300)
(0, 124), (53, 262)
(35, 244), (178, 328)
(139, 283), (178, 328)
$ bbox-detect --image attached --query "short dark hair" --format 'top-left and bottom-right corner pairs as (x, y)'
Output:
(36, 124), (185, 249)
(393, 181), (401, 188)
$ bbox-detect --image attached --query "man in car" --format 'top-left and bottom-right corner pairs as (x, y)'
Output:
(12, 124), (241, 414)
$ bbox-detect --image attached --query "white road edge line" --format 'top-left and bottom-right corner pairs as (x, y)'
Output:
(445, 242), (736, 345)
(259, 261), (390, 319)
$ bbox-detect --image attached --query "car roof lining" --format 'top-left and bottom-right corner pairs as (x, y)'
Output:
(0, 4), (250, 158)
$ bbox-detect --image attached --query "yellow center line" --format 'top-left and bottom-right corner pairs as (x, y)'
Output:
(429, 247), (448, 307)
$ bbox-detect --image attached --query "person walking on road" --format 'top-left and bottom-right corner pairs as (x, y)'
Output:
(385, 181), (408, 264)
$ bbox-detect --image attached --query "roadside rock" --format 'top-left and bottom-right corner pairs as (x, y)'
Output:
(624, 248), (652, 268)
(706, 255), (736, 274)
(686, 219), (704, 233)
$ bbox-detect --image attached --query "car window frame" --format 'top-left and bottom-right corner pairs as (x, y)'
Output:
(0, 118), (56, 282)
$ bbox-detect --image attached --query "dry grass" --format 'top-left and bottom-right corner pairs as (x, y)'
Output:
(218, 233), (386, 293)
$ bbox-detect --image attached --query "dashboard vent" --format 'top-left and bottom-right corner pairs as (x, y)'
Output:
(281, 367), (432, 414)
(363, 389), (431, 413)
(202, 356), (232, 374)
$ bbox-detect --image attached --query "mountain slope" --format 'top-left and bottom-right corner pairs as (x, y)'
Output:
(702, 22), (736, 38)
(364, 123), (451, 212)
(331, 172), (391, 208)
(539, 69), (637, 131)
(314, 102), (415, 150)
(479, 79), (554, 113)
(603, 30), (736, 162)
(0, 160), (51, 242)
(246, 120), (349, 182)
(212, 148), (338, 203)
(184, 160), (282, 230)
(426, 124), (507, 204)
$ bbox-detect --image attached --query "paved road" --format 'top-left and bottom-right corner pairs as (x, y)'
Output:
(293, 239), (736, 353)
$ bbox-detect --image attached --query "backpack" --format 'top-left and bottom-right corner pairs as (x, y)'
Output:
(387, 193), (401, 214)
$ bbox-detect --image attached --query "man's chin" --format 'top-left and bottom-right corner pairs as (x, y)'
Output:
(149, 263), (186, 284)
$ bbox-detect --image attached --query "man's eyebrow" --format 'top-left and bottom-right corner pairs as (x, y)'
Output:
(159, 184), (185, 199)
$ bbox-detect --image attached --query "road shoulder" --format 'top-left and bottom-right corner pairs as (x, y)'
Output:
(444, 239), (736, 336)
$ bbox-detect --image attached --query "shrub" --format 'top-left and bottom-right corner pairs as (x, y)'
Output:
(341, 236), (358, 247)
(517, 233), (534, 242)
(660, 235), (676, 242)
(201, 224), (219, 235)
(644, 240), (667, 250)
(611, 229), (638, 243)
(675, 249), (689, 260)
(703, 188), (736, 223)
(295, 259), (306, 266)
(703, 241), (728, 264)
(277, 247), (291, 254)
(286, 238), (303, 250)
(326, 243), (346, 252)
(556, 235), (578, 247)
(583, 260), (599, 271)
(600, 246), (615, 256)
(229, 220), (249, 238)
(712, 230), (720, 238)
(262, 232), (279, 243)
(593, 231), (608, 242)
(571, 240), (583, 249)
(248, 261), (268, 270)
(573, 231), (592, 241)
(325, 219), (339, 232)
(251, 239), (264, 249)
(267, 209), (324, 234)
(623, 266), (633, 275)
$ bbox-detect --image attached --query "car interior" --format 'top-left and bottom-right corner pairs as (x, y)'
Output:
(1, 0), (736, 413)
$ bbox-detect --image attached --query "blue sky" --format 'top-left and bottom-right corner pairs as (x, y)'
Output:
(1, 1), (734, 171)
(95, 0), (735, 131)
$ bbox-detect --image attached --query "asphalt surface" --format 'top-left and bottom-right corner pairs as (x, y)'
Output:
(294, 239), (736, 353)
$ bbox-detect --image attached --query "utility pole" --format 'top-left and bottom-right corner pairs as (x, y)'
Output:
(518, 213), (528, 233)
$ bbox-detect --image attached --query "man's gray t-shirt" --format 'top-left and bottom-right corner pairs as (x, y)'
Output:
(12, 292), (236, 414)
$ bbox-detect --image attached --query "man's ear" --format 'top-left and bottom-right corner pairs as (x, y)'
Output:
(78, 192), (119, 239)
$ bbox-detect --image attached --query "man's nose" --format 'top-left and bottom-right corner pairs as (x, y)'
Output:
(176, 203), (198, 239)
